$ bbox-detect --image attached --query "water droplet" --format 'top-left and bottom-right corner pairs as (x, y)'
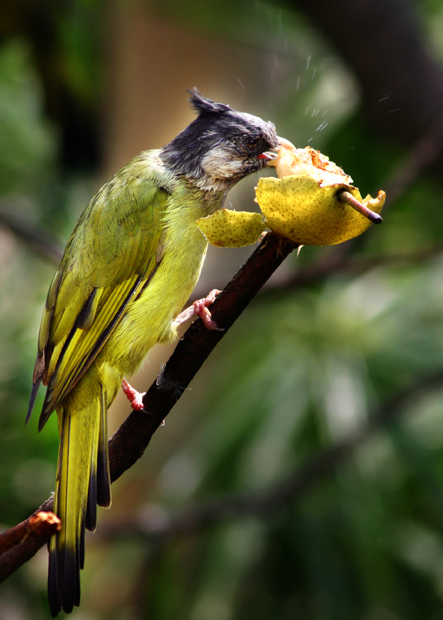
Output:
(315, 121), (328, 132)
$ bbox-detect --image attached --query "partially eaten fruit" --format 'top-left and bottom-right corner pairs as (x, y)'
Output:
(255, 146), (385, 246)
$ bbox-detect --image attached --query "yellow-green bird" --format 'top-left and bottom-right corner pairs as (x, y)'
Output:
(26, 88), (286, 615)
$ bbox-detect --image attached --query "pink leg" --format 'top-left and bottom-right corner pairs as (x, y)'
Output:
(174, 289), (222, 330)
(121, 378), (146, 411)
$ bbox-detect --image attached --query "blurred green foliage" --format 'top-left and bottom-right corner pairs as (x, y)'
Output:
(3, 2), (443, 620)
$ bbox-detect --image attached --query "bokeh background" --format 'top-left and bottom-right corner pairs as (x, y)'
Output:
(2, 1), (443, 618)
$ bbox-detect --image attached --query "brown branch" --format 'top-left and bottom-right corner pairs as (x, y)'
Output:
(0, 231), (297, 582)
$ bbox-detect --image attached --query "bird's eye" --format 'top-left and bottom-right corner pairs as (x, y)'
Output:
(241, 135), (261, 155)
(240, 135), (265, 157)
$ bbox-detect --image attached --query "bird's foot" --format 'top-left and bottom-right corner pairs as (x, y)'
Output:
(174, 289), (223, 331)
(192, 293), (219, 330)
(121, 378), (146, 411)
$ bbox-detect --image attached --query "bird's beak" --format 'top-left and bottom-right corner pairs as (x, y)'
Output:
(259, 136), (296, 166)
(276, 136), (296, 151)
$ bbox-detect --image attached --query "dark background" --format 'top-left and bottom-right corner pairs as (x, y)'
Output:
(2, 1), (443, 618)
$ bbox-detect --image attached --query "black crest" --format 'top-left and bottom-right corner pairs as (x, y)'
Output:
(188, 88), (230, 116)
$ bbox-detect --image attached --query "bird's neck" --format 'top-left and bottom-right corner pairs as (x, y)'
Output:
(159, 145), (238, 196)
(187, 173), (238, 196)
(136, 149), (228, 215)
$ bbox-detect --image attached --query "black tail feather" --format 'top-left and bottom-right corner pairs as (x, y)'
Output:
(85, 466), (97, 531)
(48, 550), (61, 617)
(25, 377), (42, 425)
(48, 542), (80, 616)
(97, 387), (111, 507)
(47, 383), (111, 615)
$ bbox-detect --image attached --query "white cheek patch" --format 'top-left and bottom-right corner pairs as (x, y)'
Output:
(201, 147), (245, 179)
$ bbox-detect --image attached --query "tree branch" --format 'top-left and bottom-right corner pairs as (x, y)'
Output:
(0, 232), (297, 582)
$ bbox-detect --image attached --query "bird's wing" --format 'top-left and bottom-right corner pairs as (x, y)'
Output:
(27, 171), (169, 429)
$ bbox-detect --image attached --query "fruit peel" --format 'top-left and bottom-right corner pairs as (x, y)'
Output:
(196, 208), (266, 248)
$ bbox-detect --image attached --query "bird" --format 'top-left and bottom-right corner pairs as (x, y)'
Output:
(26, 88), (288, 615)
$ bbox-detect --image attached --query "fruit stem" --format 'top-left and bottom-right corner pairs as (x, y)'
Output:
(338, 190), (383, 224)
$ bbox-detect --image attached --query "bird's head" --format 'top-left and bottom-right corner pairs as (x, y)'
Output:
(160, 88), (292, 193)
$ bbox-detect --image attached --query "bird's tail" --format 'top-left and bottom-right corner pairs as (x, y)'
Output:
(48, 385), (111, 616)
